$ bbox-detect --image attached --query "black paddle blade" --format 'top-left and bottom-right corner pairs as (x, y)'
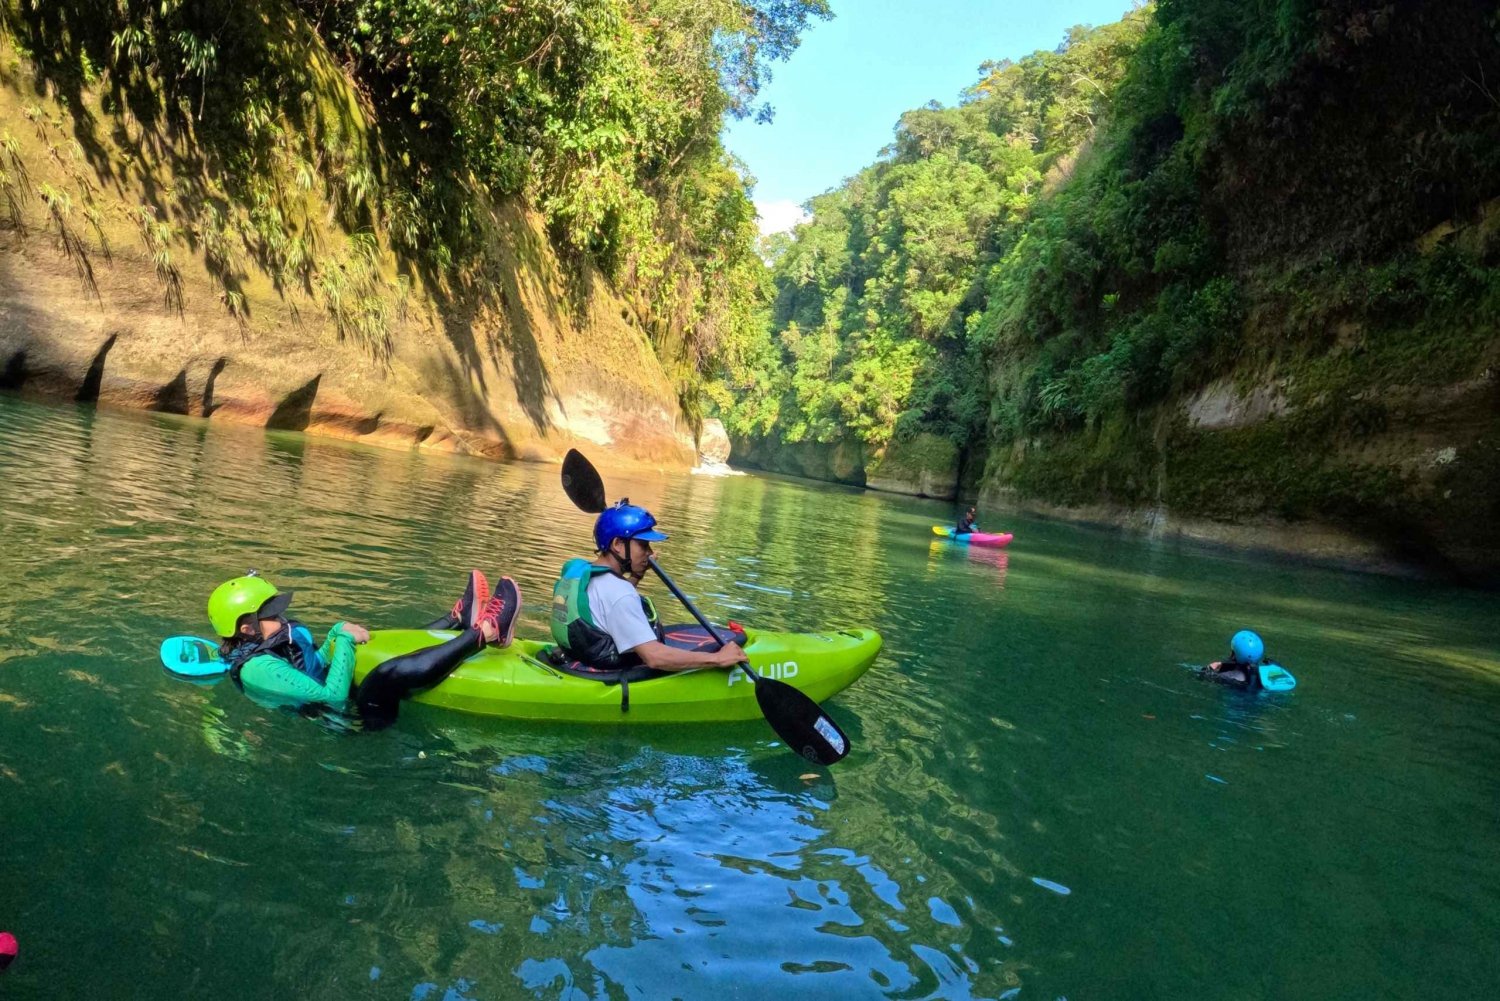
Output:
(752, 674), (851, 765)
(561, 449), (607, 513)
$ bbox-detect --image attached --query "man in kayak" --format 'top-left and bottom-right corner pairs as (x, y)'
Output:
(207, 570), (520, 729)
(1203, 630), (1267, 691)
(551, 501), (745, 672)
(956, 507), (979, 534)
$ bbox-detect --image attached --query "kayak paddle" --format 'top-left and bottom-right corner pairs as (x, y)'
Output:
(561, 447), (608, 514)
(647, 556), (849, 764)
(559, 448), (852, 764)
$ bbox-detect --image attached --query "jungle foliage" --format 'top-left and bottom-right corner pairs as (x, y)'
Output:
(0, 0), (828, 388)
(710, 9), (1153, 449)
(715, 0), (1500, 464)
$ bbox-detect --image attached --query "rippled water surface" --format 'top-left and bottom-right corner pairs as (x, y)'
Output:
(1, 394), (1499, 1000)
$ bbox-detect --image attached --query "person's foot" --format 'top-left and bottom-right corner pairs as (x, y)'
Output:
(451, 570), (490, 630)
(476, 577), (521, 648)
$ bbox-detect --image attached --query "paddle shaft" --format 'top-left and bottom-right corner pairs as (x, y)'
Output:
(646, 557), (744, 663)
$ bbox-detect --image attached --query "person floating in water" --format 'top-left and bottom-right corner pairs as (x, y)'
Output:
(207, 570), (519, 729)
(1203, 630), (1269, 691)
(956, 507), (979, 534)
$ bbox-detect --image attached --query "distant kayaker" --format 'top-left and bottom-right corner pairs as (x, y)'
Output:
(956, 507), (979, 534)
(1203, 630), (1267, 691)
(551, 501), (745, 672)
(206, 570), (519, 729)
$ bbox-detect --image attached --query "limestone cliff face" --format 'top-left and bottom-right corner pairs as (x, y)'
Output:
(0, 35), (695, 468)
(727, 431), (959, 498)
(864, 434), (959, 498)
(697, 418), (731, 465)
(974, 364), (1500, 583)
(730, 435), (868, 487)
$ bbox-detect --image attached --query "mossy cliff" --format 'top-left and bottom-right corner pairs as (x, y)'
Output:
(978, 274), (1500, 580)
(729, 432), (958, 496)
(968, 1), (1500, 582)
(0, 3), (734, 466)
(730, 434), (867, 487)
(716, 2), (1500, 580)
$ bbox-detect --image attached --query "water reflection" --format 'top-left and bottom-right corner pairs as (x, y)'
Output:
(965, 546), (1010, 583)
(926, 539), (1010, 588)
(3, 395), (1500, 1001)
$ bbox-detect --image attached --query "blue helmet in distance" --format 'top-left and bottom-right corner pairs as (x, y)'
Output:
(593, 501), (669, 552)
(1229, 630), (1265, 665)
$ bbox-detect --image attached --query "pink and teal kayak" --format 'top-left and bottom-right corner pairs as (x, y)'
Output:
(933, 525), (1013, 548)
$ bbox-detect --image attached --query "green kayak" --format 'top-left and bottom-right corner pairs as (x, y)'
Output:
(351, 626), (882, 723)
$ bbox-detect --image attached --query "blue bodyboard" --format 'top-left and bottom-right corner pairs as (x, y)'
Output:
(1258, 662), (1297, 692)
(159, 636), (228, 679)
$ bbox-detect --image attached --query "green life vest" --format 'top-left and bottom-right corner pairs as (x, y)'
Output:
(550, 558), (660, 668)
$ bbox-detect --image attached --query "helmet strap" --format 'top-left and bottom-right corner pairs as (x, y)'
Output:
(600, 538), (628, 579)
(617, 537), (646, 584)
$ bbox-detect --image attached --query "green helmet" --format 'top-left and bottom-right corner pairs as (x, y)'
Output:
(207, 575), (288, 638)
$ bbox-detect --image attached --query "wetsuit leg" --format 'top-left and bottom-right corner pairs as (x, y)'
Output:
(420, 614), (459, 630)
(354, 628), (482, 730)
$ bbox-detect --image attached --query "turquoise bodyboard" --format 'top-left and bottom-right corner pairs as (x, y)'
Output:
(1258, 662), (1297, 692)
(159, 636), (228, 679)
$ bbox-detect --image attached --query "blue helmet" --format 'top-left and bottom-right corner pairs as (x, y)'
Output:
(593, 501), (668, 552)
(1229, 630), (1264, 665)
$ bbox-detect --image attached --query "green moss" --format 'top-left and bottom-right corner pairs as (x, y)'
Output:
(1163, 413), (1423, 525)
(985, 412), (1160, 509)
(1252, 245), (1500, 410)
(869, 433), (959, 480)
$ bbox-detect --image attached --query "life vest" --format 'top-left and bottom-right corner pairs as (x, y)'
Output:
(550, 558), (661, 669)
(224, 618), (328, 689)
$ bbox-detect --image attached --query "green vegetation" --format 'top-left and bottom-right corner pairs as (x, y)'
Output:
(0, 0), (829, 406)
(976, 0), (1500, 446)
(715, 0), (1500, 557)
(5, 0), (1498, 559)
(711, 9), (1153, 451)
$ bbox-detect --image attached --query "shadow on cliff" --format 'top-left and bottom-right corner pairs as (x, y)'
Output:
(0, 4), (334, 300)
(74, 330), (117, 403)
(0, 347), (25, 391)
(409, 199), (570, 440)
(2, 3), (577, 450)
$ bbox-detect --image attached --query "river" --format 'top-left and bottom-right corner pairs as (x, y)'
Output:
(0, 393), (1497, 999)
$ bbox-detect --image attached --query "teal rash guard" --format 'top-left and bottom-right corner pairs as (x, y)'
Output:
(235, 621), (360, 708)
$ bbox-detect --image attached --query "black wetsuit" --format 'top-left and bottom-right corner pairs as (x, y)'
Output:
(229, 609), (478, 731)
(355, 613), (480, 729)
(1206, 660), (1261, 692)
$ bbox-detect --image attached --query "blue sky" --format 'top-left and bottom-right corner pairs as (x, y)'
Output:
(723, 0), (1141, 234)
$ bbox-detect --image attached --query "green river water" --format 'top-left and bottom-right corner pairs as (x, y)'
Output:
(1, 393), (1498, 1000)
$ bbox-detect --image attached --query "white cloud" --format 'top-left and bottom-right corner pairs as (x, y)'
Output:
(754, 199), (811, 238)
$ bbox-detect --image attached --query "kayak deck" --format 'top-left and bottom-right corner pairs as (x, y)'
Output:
(932, 525), (1013, 548)
(352, 626), (882, 723)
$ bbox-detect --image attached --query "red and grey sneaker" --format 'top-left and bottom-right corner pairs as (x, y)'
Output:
(451, 570), (490, 630)
(476, 576), (521, 648)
